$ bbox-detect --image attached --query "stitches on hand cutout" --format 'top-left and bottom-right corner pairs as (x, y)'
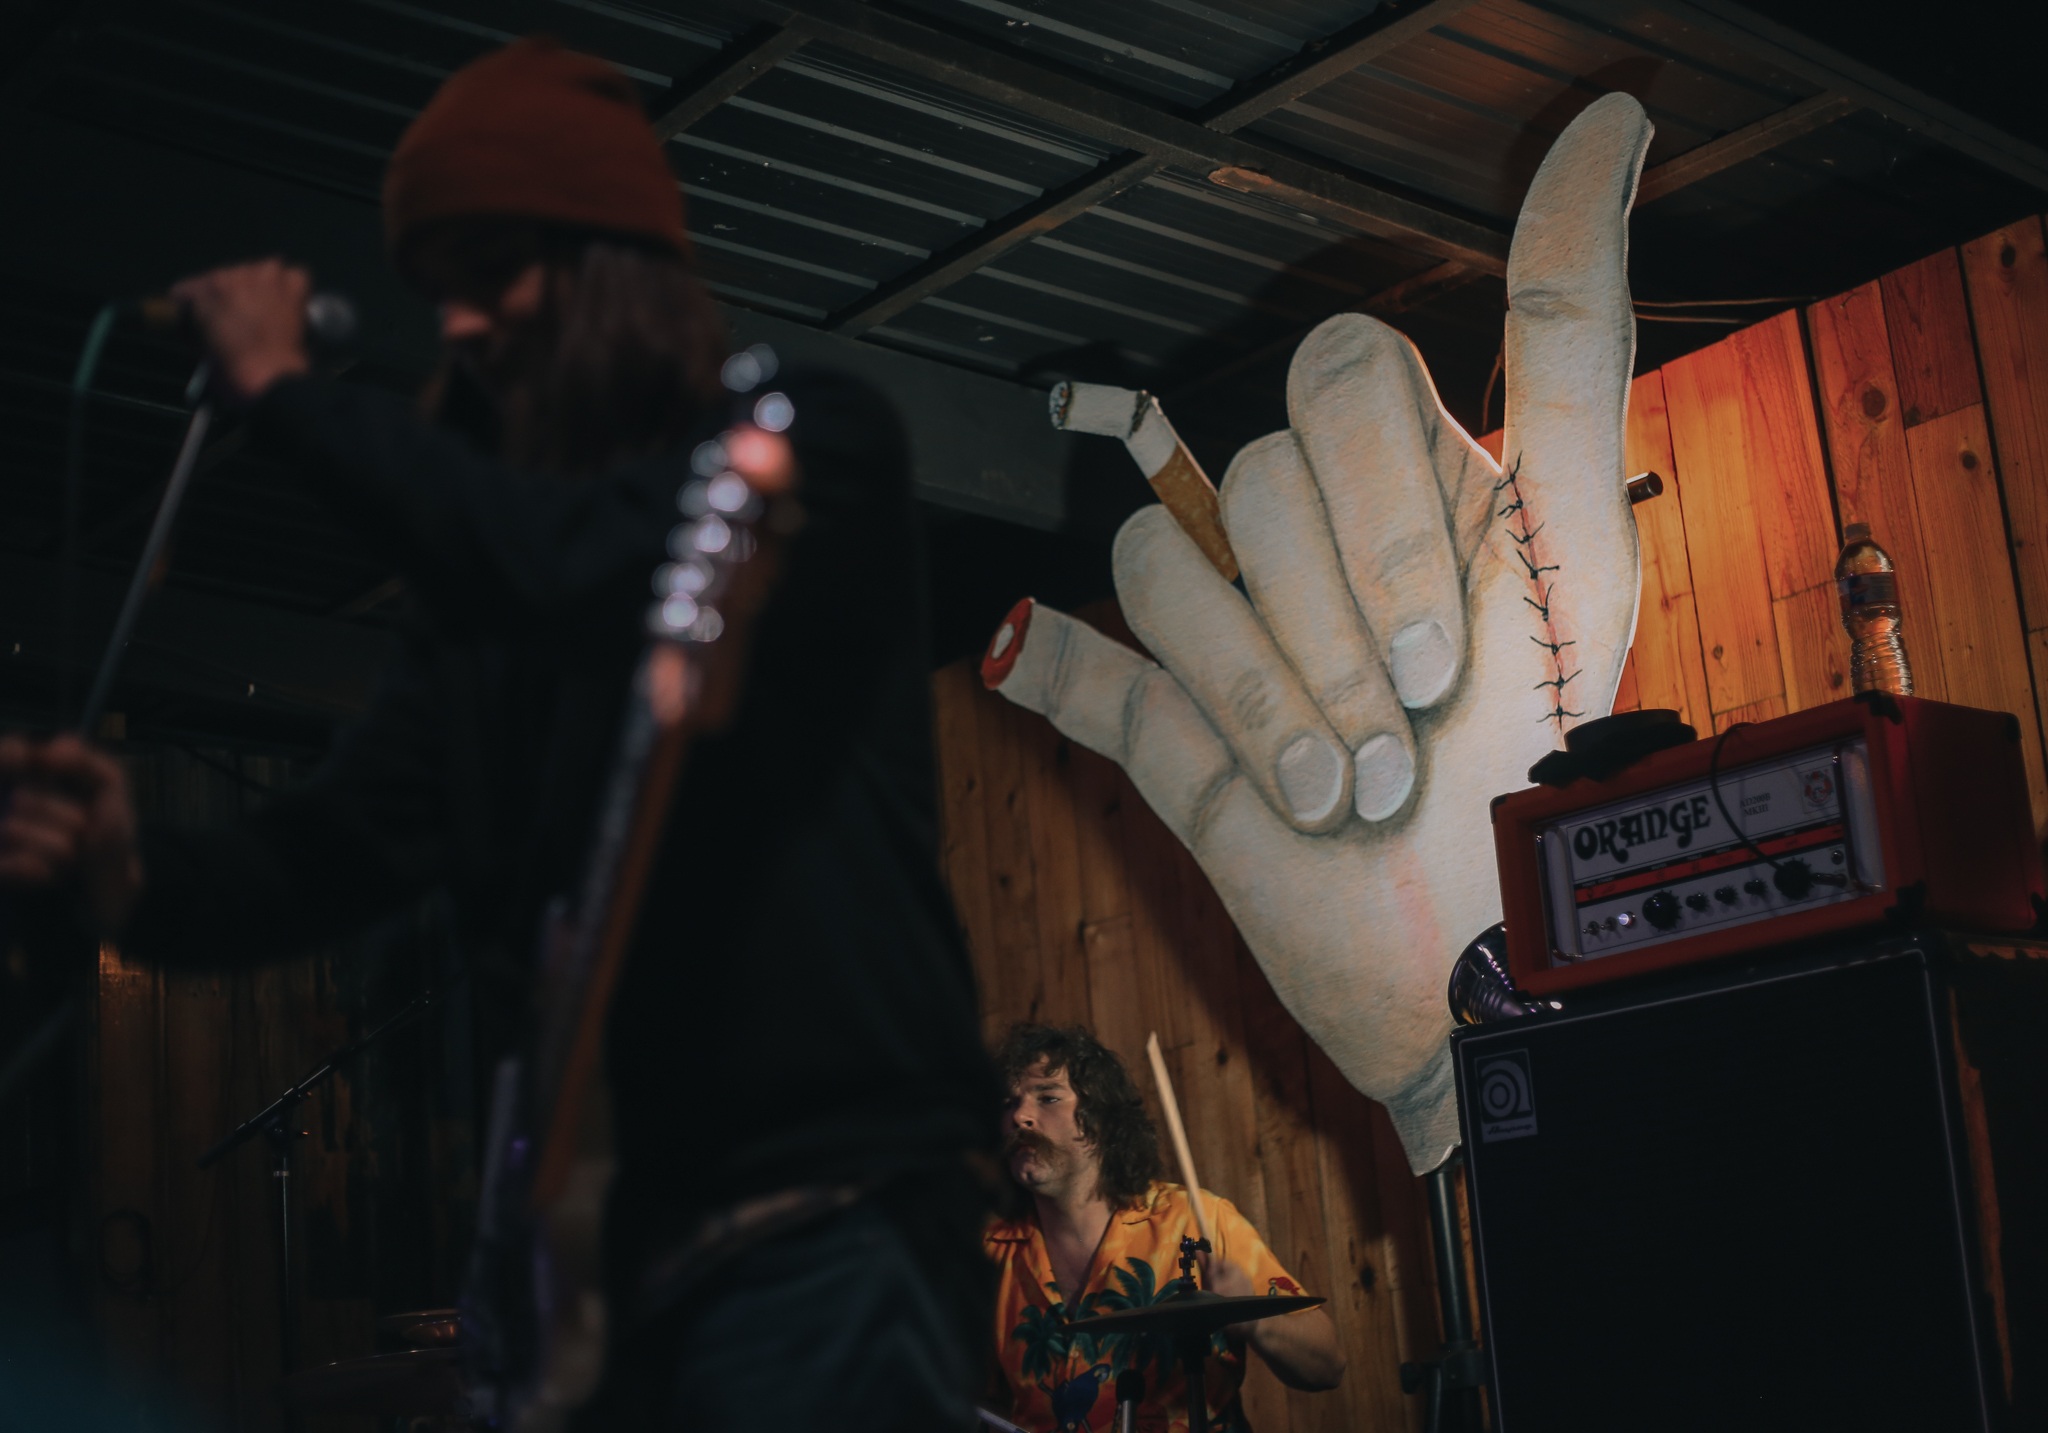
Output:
(1498, 453), (1581, 730)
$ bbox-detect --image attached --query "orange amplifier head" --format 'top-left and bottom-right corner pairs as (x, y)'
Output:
(1491, 696), (2043, 995)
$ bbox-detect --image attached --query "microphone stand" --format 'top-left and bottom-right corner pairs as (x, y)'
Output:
(197, 986), (441, 1409)
(0, 365), (214, 1106)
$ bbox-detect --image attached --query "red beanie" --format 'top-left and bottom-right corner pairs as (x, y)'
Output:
(383, 36), (687, 259)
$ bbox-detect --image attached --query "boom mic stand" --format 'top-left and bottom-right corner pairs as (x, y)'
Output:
(1, 291), (357, 1106)
(197, 986), (441, 1407)
(0, 365), (214, 1109)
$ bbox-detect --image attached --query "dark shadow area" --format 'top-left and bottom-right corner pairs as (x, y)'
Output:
(925, 342), (1165, 667)
(1760, 0), (2048, 155)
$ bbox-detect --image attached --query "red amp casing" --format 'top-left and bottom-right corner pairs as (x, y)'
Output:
(1491, 697), (2044, 995)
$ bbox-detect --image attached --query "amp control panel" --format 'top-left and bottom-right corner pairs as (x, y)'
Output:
(1491, 697), (2043, 995)
(1543, 740), (1881, 963)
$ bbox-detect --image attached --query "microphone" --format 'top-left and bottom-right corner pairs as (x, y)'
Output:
(1114, 1369), (1144, 1433)
(131, 291), (358, 349)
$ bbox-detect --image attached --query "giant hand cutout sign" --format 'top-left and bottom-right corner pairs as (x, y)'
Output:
(983, 95), (1653, 1173)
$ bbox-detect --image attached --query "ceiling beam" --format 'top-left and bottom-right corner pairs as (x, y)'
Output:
(706, 0), (1509, 338)
(651, 21), (815, 142)
(1636, 91), (1857, 205)
(1166, 259), (1488, 401)
(1195, 0), (1488, 133)
(1203, 165), (1504, 275)
(826, 155), (1167, 336)
(1644, 0), (2048, 193)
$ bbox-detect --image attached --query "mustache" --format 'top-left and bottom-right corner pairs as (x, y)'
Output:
(1003, 1129), (1051, 1159)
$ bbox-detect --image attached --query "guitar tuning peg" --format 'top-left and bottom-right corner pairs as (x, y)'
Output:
(680, 514), (732, 556)
(706, 472), (753, 515)
(720, 343), (778, 394)
(751, 391), (794, 432)
(690, 439), (727, 477)
(653, 559), (713, 598)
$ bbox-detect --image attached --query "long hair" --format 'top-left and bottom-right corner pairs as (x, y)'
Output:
(403, 218), (728, 478)
(997, 1023), (1163, 1208)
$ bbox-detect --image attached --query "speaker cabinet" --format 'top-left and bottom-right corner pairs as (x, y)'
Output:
(1452, 932), (2045, 1431)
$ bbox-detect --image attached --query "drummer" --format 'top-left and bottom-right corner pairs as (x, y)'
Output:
(986, 1024), (1343, 1431)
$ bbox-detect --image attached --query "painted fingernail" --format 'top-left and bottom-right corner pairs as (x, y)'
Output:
(1353, 734), (1415, 821)
(1390, 620), (1455, 708)
(1276, 733), (1345, 825)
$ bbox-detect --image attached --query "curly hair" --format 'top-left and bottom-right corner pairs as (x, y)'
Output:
(998, 1023), (1163, 1208)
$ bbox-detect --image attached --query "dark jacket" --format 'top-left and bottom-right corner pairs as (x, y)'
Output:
(123, 369), (1000, 1264)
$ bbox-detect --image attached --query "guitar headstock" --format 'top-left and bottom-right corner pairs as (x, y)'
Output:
(643, 345), (799, 731)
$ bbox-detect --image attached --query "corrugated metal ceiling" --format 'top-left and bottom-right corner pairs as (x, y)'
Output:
(24, 0), (2038, 391)
(2, 0), (2043, 734)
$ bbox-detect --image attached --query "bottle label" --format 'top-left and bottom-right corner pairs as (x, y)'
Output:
(1838, 571), (1897, 607)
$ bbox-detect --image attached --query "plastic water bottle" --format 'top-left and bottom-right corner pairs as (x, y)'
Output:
(1836, 522), (1913, 696)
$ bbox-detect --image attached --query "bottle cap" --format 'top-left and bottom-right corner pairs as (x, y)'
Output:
(1843, 521), (1871, 541)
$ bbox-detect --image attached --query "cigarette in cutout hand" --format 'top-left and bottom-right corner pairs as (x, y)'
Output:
(1051, 382), (1239, 583)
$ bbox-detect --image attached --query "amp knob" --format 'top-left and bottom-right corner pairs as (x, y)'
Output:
(1642, 890), (1683, 930)
(1773, 858), (1815, 900)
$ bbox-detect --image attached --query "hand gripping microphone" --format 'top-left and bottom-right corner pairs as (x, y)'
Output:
(131, 290), (359, 349)
(1115, 1369), (1145, 1433)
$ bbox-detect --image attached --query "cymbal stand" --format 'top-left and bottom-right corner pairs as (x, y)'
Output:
(197, 987), (440, 1424)
(1174, 1234), (1213, 1433)
(1400, 1156), (1488, 1432)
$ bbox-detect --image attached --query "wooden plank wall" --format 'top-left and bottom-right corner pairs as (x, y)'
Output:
(931, 215), (2048, 1432)
(91, 744), (473, 1433)
(1614, 215), (2048, 839)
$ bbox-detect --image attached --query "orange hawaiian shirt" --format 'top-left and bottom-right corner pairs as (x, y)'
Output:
(984, 1182), (1309, 1433)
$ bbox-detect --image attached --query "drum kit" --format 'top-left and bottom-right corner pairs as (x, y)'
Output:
(292, 1273), (1321, 1432)
(1064, 1274), (1324, 1433)
(281, 1309), (465, 1422)
(285, 1032), (1322, 1431)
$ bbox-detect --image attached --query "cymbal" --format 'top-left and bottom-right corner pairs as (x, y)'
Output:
(377, 1308), (461, 1346)
(281, 1348), (466, 1415)
(1067, 1290), (1325, 1338)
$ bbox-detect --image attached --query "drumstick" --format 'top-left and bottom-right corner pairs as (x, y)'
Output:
(1144, 1032), (1217, 1248)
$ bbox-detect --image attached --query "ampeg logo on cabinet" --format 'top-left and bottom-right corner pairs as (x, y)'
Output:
(1476, 1050), (1538, 1142)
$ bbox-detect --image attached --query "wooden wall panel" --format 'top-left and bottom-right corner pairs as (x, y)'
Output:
(88, 746), (472, 1433)
(1237, 960), (1339, 1433)
(1623, 369), (1714, 730)
(1713, 694), (1790, 733)
(1807, 280), (1951, 700)
(1962, 218), (2048, 836)
(1022, 722), (1093, 1027)
(1663, 331), (1789, 714)
(1609, 652), (1641, 713)
(1905, 408), (2048, 828)
(1881, 250), (1985, 428)
(1964, 219), (2048, 628)
(933, 663), (999, 1038)
(1739, 314), (1841, 602)
(2033, 630), (2048, 810)
(1772, 584), (1852, 712)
